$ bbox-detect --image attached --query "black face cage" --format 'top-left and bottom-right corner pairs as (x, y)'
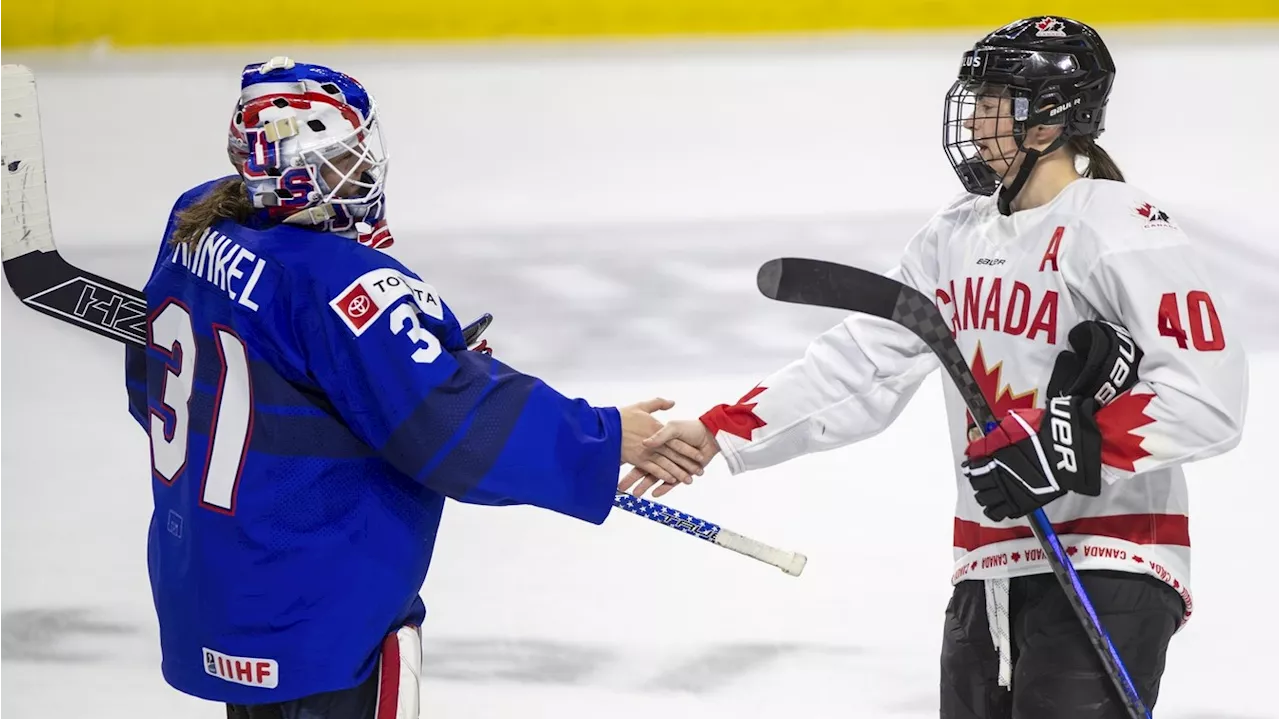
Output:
(942, 81), (1032, 196)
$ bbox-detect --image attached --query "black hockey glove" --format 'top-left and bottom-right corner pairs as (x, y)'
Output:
(961, 397), (1103, 521)
(1046, 320), (1143, 405)
(961, 320), (1142, 521)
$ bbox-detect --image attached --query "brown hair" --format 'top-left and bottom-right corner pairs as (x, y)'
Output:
(169, 177), (254, 249)
(1068, 135), (1125, 182)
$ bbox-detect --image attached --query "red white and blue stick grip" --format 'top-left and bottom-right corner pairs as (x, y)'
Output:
(613, 492), (807, 576)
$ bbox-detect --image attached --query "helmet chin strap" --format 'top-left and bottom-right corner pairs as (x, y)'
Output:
(996, 135), (1068, 216)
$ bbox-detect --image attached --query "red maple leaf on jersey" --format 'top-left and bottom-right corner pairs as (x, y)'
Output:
(699, 385), (768, 441)
(967, 343), (1038, 426)
(1096, 391), (1156, 471)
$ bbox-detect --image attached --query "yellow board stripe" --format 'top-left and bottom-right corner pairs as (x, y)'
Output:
(4, 1), (1277, 48)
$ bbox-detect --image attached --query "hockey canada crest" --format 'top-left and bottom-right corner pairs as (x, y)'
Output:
(1133, 202), (1177, 230)
(1034, 17), (1067, 37)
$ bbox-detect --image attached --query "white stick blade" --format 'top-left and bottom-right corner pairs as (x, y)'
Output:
(2, 64), (57, 260)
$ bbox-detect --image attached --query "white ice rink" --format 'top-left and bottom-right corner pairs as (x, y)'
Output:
(2, 25), (1278, 718)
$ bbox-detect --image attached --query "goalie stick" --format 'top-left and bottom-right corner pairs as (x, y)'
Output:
(1, 63), (804, 577)
(757, 257), (1150, 718)
(2, 65), (149, 347)
(2, 66), (497, 348)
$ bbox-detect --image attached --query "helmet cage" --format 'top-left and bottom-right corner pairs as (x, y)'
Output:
(294, 102), (387, 209)
(943, 79), (1030, 196)
(226, 57), (391, 232)
(943, 43), (1110, 196)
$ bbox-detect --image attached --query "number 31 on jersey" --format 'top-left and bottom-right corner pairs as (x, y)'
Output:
(149, 300), (253, 514)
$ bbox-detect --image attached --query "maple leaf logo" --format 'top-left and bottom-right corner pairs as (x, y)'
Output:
(1034, 17), (1066, 36)
(1096, 392), (1156, 471)
(1134, 202), (1175, 228)
(968, 343), (1038, 426)
(1135, 203), (1167, 222)
(1066, 546), (1078, 557)
(699, 385), (768, 441)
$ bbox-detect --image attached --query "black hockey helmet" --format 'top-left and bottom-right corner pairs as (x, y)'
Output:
(943, 17), (1117, 211)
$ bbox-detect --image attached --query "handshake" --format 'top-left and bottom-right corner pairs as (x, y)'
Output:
(617, 398), (720, 499)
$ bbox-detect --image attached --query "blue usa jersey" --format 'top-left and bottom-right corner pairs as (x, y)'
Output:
(125, 179), (621, 704)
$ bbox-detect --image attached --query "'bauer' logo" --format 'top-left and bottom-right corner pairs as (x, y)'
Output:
(1047, 396), (1078, 474)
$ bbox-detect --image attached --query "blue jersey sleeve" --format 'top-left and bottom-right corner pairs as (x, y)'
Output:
(299, 251), (620, 524)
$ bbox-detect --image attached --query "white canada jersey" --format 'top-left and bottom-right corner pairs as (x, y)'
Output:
(708, 179), (1248, 623)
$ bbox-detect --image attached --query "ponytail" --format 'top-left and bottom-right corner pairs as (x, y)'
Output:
(169, 178), (254, 250)
(1069, 135), (1125, 182)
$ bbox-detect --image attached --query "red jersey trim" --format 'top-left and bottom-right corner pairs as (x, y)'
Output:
(954, 513), (1190, 552)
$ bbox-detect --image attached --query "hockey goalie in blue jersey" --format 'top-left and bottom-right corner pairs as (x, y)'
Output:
(123, 57), (699, 718)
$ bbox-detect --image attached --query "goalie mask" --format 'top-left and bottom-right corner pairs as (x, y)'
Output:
(942, 17), (1116, 214)
(227, 57), (392, 246)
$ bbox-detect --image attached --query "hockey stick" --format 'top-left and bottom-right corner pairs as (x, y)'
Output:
(615, 492), (807, 576)
(2, 65), (495, 350)
(0, 79), (499, 339)
(1, 63), (805, 578)
(757, 257), (1150, 718)
(2, 65), (149, 346)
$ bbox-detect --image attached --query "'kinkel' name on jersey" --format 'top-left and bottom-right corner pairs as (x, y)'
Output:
(169, 228), (267, 311)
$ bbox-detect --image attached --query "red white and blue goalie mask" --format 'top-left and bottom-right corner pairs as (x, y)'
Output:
(227, 56), (392, 247)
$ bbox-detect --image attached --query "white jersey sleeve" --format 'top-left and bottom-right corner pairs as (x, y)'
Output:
(1075, 191), (1249, 482)
(706, 195), (974, 474)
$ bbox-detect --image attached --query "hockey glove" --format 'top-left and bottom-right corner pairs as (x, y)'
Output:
(961, 396), (1103, 521)
(962, 320), (1141, 521)
(1046, 320), (1143, 406)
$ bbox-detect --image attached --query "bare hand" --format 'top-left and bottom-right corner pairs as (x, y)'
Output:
(619, 398), (704, 487)
(618, 419), (719, 498)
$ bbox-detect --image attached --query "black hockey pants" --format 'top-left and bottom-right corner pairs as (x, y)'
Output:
(940, 570), (1184, 719)
(225, 664), (379, 719)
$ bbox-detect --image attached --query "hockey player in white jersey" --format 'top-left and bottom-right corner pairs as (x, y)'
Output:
(622, 16), (1249, 719)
